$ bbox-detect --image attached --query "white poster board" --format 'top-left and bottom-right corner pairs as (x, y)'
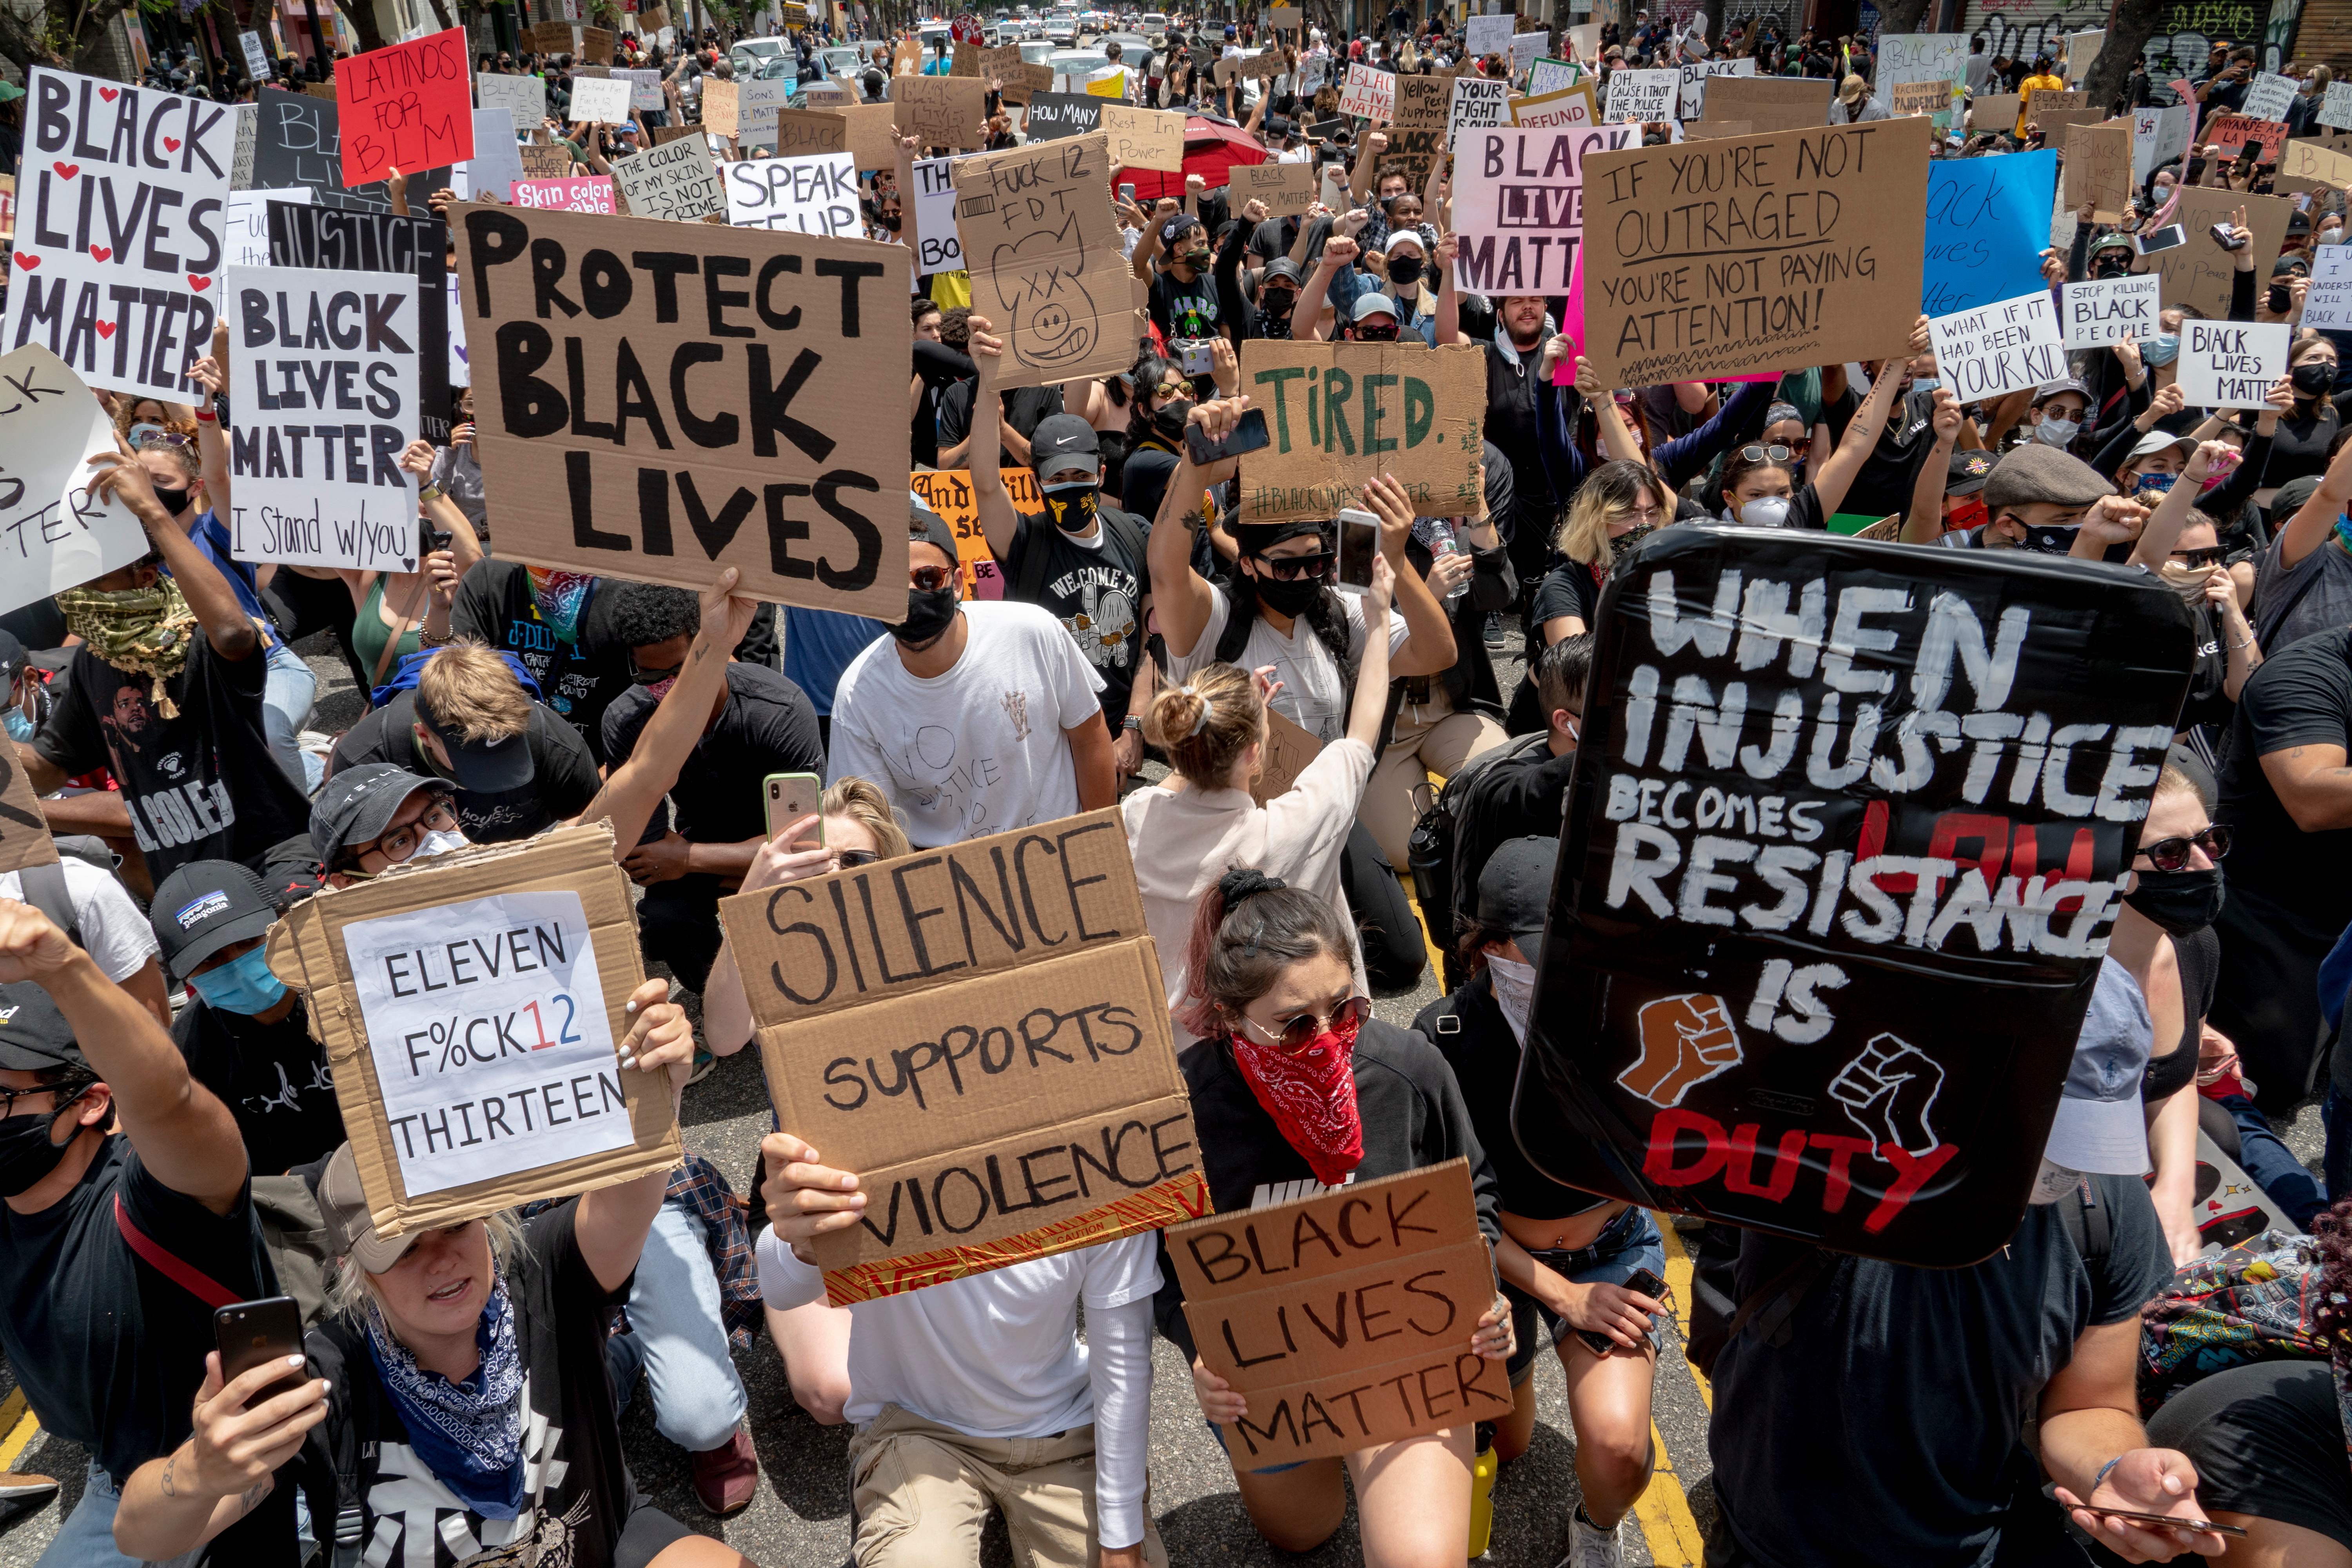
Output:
(2239, 71), (2297, 124)
(722, 153), (861, 234)
(1465, 14), (1513, 55)
(2177, 319), (2290, 409)
(1450, 74), (1513, 138)
(2300, 245), (2352, 330)
(1677, 57), (1753, 120)
(476, 71), (548, 129)
(1928, 290), (2065, 401)
(2321, 81), (2352, 131)
(1604, 68), (1677, 123)
(567, 75), (632, 124)
(0, 344), (151, 616)
(241, 30), (270, 80)
(2060, 275), (2161, 347)
(911, 154), (964, 272)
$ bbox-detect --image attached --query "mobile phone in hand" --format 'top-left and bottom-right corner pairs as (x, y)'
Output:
(2136, 224), (2187, 255)
(420, 524), (454, 555)
(214, 1296), (307, 1407)
(1573, 1265), (1670, 1355)
(1335, 506), (1379, 593)
(1118, 181), (1136, 201)
(2075, 1507), (2246, 1539)
(764, 772), (824, 844)
(1183, 407), (1271, 465)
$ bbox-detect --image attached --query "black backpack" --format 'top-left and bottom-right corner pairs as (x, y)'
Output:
(1405, 731), (1552, 991)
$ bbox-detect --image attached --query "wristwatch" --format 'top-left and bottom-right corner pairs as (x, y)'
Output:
(1123, 715), (1144, 732)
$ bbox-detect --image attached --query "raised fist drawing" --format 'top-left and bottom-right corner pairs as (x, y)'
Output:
(1617, 993), (1744, 1109)
(1827, 1034), (1947, 1158)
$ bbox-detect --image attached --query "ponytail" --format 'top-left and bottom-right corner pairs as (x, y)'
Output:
(1176, 869), (1356, 1040)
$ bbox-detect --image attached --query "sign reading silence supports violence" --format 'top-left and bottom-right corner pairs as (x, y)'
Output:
(1237, 340), (1487, 524)
(1510, 529), (2196, 1266)
(448, 201), (908, 619)
(715, 809), (1208, 1302)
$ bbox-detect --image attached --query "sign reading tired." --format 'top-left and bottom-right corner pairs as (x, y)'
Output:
(1237, 340), (1487, 524)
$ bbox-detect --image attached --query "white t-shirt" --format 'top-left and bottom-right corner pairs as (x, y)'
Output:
(1165, 590), (1409, 743)
(0, 858), (158, 984)
(827, 600), (1105, 846)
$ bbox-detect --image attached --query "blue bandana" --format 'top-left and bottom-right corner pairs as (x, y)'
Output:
(363, 1281), (527, 1519)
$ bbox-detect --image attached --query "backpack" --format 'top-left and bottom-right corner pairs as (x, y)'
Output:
(1405, 731), (1551, 991)
(13, 860), (82, 951)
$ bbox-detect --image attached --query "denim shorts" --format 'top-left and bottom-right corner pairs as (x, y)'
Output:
(1207, 1415), (1313, 1476)
(1503, 1205), (1667, 1385)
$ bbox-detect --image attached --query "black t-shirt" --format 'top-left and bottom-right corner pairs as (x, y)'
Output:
(936, 382), (1066, 471)
(600, 662), (824, 845)
(1150, 266), (1221, 342)
(173, 996), (345, 1178)
(33, 635), (313, 885)
(1413, 976), (1606, 1220)
(2218, 626), (2352, 931)
(1826, 383), (1938, 524)
(1120, 445), (1183, 531)
(996, 509), (1150, 727)
(298, 1204), (636, 1568)
(1708, 1177), (2172, 1567)
(450, 562), (632, 766)
(1532, 559), (1599, 632)
(331, 691), (602, 844)
(0, 1136), (267, 1480)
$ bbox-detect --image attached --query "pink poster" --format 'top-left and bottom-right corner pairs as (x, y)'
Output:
(511, 175), (615, 213)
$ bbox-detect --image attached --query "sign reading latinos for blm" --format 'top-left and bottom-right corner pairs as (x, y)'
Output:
(1511, 529), (2196, 1267)
(5, 68), (233, 401)
(343, 889), (629, 1198)
(334, 29), (474, 187)
(0, 343), (150, 617)
(1238, 340), (1487, 524)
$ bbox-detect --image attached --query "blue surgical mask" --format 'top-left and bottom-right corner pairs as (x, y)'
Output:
(2, 711), (31, 742)
(2143, 333), (2181, 367)
(2134, 472), (2179, 498)
(189, 946), (288, 1016)
(1909, 376), (1940, 393)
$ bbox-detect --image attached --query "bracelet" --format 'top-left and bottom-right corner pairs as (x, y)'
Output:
(2091, 1455), (2126, 1496)
(2231, 632), (2255, 650)
(193, 408), (217, 423)
(417, 483), (444, 503)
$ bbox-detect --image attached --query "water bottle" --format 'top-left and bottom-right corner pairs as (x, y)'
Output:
(1428, 518), (1469, 601)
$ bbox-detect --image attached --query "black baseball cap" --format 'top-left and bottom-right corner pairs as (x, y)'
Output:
(1476, 836), (1557, 956)
(416, 706), (536, 796)
(148, 860), (280, 981)
(0, 629), (25, 686)
(0, 982), (85, 1073)
(1263, 256), (1305, 286)
(310, 764), (450, 870)
(1031, 415), (1103, 479)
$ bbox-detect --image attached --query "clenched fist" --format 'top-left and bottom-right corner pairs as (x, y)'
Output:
(1617, 993), (1743, 1109)
(1827, 1034), (1947, 1157)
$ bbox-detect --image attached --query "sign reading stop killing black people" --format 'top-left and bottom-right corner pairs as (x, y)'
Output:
(224, 263), (420, 571)
(4, 68), (232, 401)
(448, 202), (907, 618)
(1510, 529), (2197, 1266)
(267, 202), (452, 443)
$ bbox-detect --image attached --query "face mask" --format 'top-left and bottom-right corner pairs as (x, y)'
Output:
(891, 583), (960, 646)
(1042, 481), (1101, 533)
(1945, 494), (1989, 534)
(2123, 865), (2225, 935)
(1908, 376), (1940, 393)
(2324, 228), (2346, 246)
(1387, 255), (1423, 286)
(1486, 953), (1537, 1045)
(414, 829), (469, 861)
(1252, 571), (1323, 617)
(2143, 332), (2181, 367)
(189, 946), (289, 1015)
(1737, 494), (1793, 528)
(1181, 247), (1211, 268)
(2133, 471), (2179, 499)
(2034, 416), (2081, 446)
(2027, 1154), (2086, 1205)
(1260, 289), (1296, 320)
(2294, 360), (2338, 394)
(1152, 399), (1194, 440)
(0, 1092), (88, 1199)
(3, 711), (31, 743)
(149, 482), (191, 516)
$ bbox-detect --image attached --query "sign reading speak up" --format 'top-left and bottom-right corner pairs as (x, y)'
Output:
(1238, 340), (1487, 524)
(717, 810), (1207, 1303)
(1169, 1160), (1503, 1465)
(448, 202), (907, 618)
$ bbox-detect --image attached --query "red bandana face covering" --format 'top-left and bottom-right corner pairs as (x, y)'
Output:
(1226, 1009), (1367, 1187)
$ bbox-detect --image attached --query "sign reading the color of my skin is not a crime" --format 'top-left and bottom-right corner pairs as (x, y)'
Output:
(1237, 340), (1487, 524)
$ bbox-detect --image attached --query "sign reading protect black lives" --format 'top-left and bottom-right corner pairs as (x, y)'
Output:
(1512, 530), (2196, 1266)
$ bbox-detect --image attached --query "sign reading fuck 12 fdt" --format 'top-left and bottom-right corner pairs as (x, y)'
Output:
(4, 68), (234, 401)
(1512, 529), (2197, 1267)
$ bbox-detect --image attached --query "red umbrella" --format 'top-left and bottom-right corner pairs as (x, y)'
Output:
(1114, 114), (1269, 200)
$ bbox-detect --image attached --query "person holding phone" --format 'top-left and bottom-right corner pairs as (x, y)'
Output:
(336, 439), (483, 706)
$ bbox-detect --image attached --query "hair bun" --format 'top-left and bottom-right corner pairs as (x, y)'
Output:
(1218, 868), (1287, 906)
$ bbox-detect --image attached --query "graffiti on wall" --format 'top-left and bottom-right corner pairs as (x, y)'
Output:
(1958, 0), (2272, 77)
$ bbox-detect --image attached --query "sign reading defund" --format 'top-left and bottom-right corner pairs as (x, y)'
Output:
(5, 68), (233, 401)
(1511, 530), (2196, 1267)
(716, 809), (1207, 1304)
(449, 201), (908, 617)
(225, 264), (419, 570)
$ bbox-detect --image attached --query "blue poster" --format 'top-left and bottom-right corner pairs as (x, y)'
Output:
(1921, 150), (2059, 318)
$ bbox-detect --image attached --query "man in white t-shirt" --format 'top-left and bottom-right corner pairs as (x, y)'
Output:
(0, 853), (165, 1025)
(828, 499), (1116, 846)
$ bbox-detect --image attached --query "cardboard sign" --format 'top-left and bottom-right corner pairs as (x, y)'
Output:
(893, 74), (989, 148)
(336, 29), (473, 185)
(766, 107), (851, 158)
(831, 102), (904, 170)
(1169, 1160), (1503, 1465)
(723, 153), (859, 234)
(449, 201), (907, 615)
(1387, 73), (1453, 191)
(1928, 290), (2062, 401)
(4, 69), (231, 401)
(1339, 62), (1395, 122)
(715, 810), (1207, 1301)
(579, 25), (614, 64)
(1450, 74), (1514, 138)
(1921, 149), (2058, 317)
(1702, 75), (1831, 132)
(1101, 104), (1186, 172)
(1603, 66), (1675, 123)
(1455, 124), (1637, 297)
(2066, 120), (2132, 222)
(0, 744), (59, 875)
(2207, 112), (2287, 163)
(307, 83), (339, 102)
(2061, 274), (2161, 347)
(476, 71), (547, 129)
(906, 465), (1021, 597)
(1511, 529), (2196, 1266)
(268, 826), (680, 1237)
(1975, 93), (2023, 134)
(1267, 5), (1303, 29)
(1236, 340), (1486, 524)
(976, 41), (1029, 90)
(2321, 81), (2352, 131)
(528, 20), (575, 54)
(518, 142), (575, 179)
(1022, 91), (1103, 141)
(0, 343), (150, 616)
(512, 174), (616, 212)
(953, 134), (1136, 390)
(1684, 119), (1754, 140)
(1230, 159), (1317, 217)
(2178, 319), (2289, 409)
(610, 132), (723, 221)
(801, 82), (852, 110)
(1889, 80), (1953, 117)
(701, 78), (739, 137)
(951, 40), (982, 78)
(265, 203), (450, 443)
(2239, 69), (2297, 124)
(2275, 137), (2352, 194)
(1511, 83), (1601, 131)
(567, 74), (632, 124)
(1677, 57), (1754, 121)
(1581, 119), (1928, 387)
(1247, 706), (1324, 806)
(2154, 187), (2292, 318)
(2304, 245), (2352, 331)
(2024, 86), (2085, 122)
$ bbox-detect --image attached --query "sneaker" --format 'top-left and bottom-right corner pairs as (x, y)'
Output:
(1484, 611), (1508, 649)
(690, 1427), (759, 1516)
(686, 1046), (717, 1086)
(1559, 1507), (1623, 1568)
(0, 1472), (58, 1510)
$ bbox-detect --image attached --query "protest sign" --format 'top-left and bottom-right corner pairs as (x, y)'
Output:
(269, 826), (680, 1236)
(1267, 4), (1302, 28)
(976, 41), (1027, 89)
(1022, 91), (1103, 141)
(2025, 86), (2085, 123)
(1450, 74), (1514, 138)
(1921, 148), (2058, 316)
(1169, 1160), (1502, 1465)
(1975, 92), (2023, 134)
(2178, 319), (2290, 409)
(1087, 67), (1130, 98)
(617, 69), (665, 114)
(527, 20), (575, 54)
(2131, 101), (2194, 181)
(723, 153), (859, 234)
(2061, 274), (2160, 347)
(2064, 28), (2104, 80)
(1466, 13), (1514, 54)
(1527, 56), (1581, 98)
(306, 83), (338, 102)
(2239, 70), (2297, 123)
(909, 155), (964, 271)
(232, 100), (256, 187)
(1387, 73), (1453, 191)
(1339, 62), (1396, 122)
(610, 133), (723, 221)
(716, 809), (1207, 1301)
(2036, 107), (2109, 146)
(1100, 105), (1186, 172)
(1511, 528), (2195, 1266)
(0, 742), (58, 875)
(801, 81), (852, 110)
(1580, 119), (1929, 387)
(2274, 137), (2352, 193)
(0, 344), (150, 617)
(2323, 81), (2352, 131)
(2207, 112), (2286, 163)
(518, 142), (575, 179)
(336, 29), (473, 186)
(906, 466), (1021, 598)
(240, 29), (270, 81)
(1677, 57), (1754, 121)
(1603, 67), (1676, 123)
(1510, 33), (1548, 73)
(567, 74), (632, 125)
(951, 40), (981, 77)
(1684, 120), (1755, 140)
(475, 71), (546, 127)
(2065, 120), (2132, 222)
(830, 103), (903, 171)
(449, 201), (905, 613)
(3, 69), (231, 401)
(1231, 159), (1318, 217)
(2305, 245), (2352, 331)
(953, 134), (1136, 390)
(1236, 340), (1486, 523)
(266, 203), (450, 443)
(2154, 187), (2291, 318)
(462, 108), (526, 203)
(226, 188), (311, 268)
(1928, 290), (2062, 401)
(1512, 83), (1602, 131)
(444, 272), (466, 386)
(1875, 33), (1965, 126)
(513, 174), (617, 212)
(893, 74), (989, 148)
(1700, 76), (1831, 132)
(1454, 124), (1637, 298)
(1248, 707), (1324, 806)
(1890, 80), (1954, 117)
(579, 25), (614, 64)
(766, 108), (851, 159)
(701, 78), (739, 137)
(1297, 54), (1329, 95)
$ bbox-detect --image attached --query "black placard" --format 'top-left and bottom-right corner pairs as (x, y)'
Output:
(266, 203), (452, 443)
(1511, 529), (2196, 1267)
(1022, 91), (1103, 140)
(248, 87), (450, 216)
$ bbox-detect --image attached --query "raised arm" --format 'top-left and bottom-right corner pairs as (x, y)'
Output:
(1296, 231), (1356, 342)
(1902, 389), (1964, 544)
(1575, 356), (1646, 465)
(2281, 420), (2352, 568)
(1344, 550), (1396, 749)
(1150, 398), (1251, 657)
(967, 317), (1020, 557)
(87, 436), (258, 662)
(572, 977), (693, 1292)
(1349, 127), (1387, 203)
(1812, 319), (1925, 516)
(1361, 471), (1458, 679)
(189, 325), (233, 520)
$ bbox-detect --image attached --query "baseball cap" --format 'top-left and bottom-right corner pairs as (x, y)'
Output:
(2128, 428), (2197, 461)
(2034, 376), (2090, 403)
(1350, 293), (1401, 324)
(1475, 836), (1556, 957)
(310, 764), (449, 871)
(1030, 414), (1103, 479)
(909, 490), (959, 563)
(1263, 256), (1305, 286)
(0, 982), (85, 1073)
(1384, 228), (1426, 256)
(2043, 964), (2154, 1175)
(148, 860), (280, 982)
(416, 703), (535, 795)
(1945, 448), (1999, 497)
(318, 1142), (419, 1272)
(0, 628), (25, 686)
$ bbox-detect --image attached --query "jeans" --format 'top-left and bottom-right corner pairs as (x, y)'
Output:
(2215, 1094), (2328, 1232)
(261, 641), (321, 793)
(603, 1199), (746, 1453)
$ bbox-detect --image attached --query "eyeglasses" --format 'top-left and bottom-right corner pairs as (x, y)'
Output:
(367, 801), (460, 866)
(2138, 824), (2232, 871)
(1613, 502), (1664, 525)
(837, 849), (879, 869)
(2171, 545), (2225, 566)
(1242, 993), (1369, 1053)
(1735, 444), (1796, 465)
(1254, 550), (1334, 581)
(910, 563), (956, 592)
(0, 1078), (93, 1121)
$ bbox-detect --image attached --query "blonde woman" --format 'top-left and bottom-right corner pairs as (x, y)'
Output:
(1529, 459), (1674, 646)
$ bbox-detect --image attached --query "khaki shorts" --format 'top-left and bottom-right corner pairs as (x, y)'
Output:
(847, 1403), (1170, 1568)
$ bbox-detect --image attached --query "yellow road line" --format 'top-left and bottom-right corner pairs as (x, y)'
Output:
(1630, 1420), (1710, 1566)
(1656, 1220), (1714, 1410)
(0, 1390), (40, 1471)
(1398, 872), (1448, 982)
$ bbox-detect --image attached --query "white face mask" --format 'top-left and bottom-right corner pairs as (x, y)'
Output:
(415, 829), (470, 861)
(2036, 416), (2082, 446)
(1736, 494), (1793, 528)
(2028, 1155), (2087, 1205)
(1486, 953), (1538, 1045)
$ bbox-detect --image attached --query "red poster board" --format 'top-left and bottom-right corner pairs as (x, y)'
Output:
(336, 28), (475, 186)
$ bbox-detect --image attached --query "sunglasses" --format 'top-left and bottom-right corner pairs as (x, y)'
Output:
(1253, 549), (1334, 581)
(2138, 824), (2231, 871)
(1244, 993), (1370, 1053)
(837, 849), (879, 869)
(1735, 444), (1797, 465)
(1352, 325), (1400, 341)
(2171, 545), (2225, 567)
(910, 564), (956, 592)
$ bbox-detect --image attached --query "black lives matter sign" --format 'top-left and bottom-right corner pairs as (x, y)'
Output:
(1512, 530), (2195, 1265)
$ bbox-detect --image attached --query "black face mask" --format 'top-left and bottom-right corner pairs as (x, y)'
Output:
(1260, 288), (1296, 320)
(890, 584), (960, 646)
(1043, 481), (1100, 532)
(149, 482), (191, 516)
(2124, 866), (2226, 935)
(879, 212), (902, 231)
(2293, 359), (2336, 394)
(0, 1089), (88, 1199)
(1152, 399), (1194, 440)
(1253, 571), (1323, 617)
(1387, 256), (1423, 287)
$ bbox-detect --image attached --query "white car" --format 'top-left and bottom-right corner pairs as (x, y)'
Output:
(728, 37), (790, 75)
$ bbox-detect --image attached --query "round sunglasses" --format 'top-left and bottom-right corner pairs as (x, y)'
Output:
(1242, 994), (1369, 1053)
(2138, 824), (2230, 871)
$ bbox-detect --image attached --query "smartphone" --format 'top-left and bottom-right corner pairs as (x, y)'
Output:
(1118, 180), (1136, 201)
(420, 524), (454, 555)
(2136, 224), (2187, 255)
(2074, 1508), (2247, 1539)
(2210, 221), (2249, 251)
(1336, 506), (1379, 594)
(1573, 1267), (1671, 1356)
(763, 772), (824, 845)
(1174, 336), (1218, 377)
(1183, 407), (1271, 465)
(214, 1296), (307, 1406)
